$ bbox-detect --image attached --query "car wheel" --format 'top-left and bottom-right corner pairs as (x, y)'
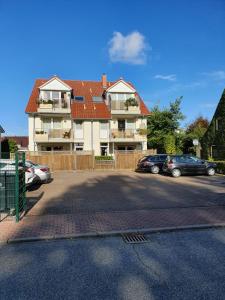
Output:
(207, 167), (215, 176)
(171, 168), (181, 178)
(151, 165), (159, 174)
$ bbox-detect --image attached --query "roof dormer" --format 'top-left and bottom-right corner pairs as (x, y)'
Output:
(39, 76), (72, 91)
(106, 79), (136, 93)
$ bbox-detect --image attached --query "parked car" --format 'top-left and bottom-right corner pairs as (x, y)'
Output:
(163, 155), (217, 177)
(137, 154), (168, 174)
(25, 160), (51, 183)
(0, 159), (39, 187)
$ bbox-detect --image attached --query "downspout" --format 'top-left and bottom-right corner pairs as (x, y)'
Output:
(33, 114), (36, 152)
(91, 119), (94, 153)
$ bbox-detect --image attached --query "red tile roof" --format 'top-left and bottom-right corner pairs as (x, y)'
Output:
(25, 78), (150, 118)
(0, 136), (28, 148)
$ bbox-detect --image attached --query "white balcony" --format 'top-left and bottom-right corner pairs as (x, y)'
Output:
(110, 129), (146, 142)
(34, 128), (73, 143)
(37, 99), (71, 113)
(110, 100), (140, 115)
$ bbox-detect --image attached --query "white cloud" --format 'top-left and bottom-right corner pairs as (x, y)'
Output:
(154, 74), (177, 81)
(199, 103), (217, 109)
(201, 70), (225, 81)
(108, 31), (149, 65)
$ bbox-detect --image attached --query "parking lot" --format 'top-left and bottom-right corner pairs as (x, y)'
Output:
(27, 171), (225, 216)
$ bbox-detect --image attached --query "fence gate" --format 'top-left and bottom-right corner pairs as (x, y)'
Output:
(0, 152), (26, 222)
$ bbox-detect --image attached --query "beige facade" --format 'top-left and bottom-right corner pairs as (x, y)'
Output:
(27, 76), (148, 155)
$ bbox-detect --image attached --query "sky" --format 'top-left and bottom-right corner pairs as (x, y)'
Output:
(0, 0), (225, 135)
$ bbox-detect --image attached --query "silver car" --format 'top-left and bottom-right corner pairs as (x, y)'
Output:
(26, 160), (51, 183)
(0, 159), (39, 187)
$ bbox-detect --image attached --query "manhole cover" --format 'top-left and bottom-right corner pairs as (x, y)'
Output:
(122, 233), (149, 244)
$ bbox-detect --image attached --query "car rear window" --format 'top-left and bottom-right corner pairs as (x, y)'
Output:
(140, 156), (148, 162)
(148, 156), (157, 162)
(159, 155), (167, 161)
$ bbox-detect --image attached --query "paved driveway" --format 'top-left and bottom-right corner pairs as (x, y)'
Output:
(27, 171), (225, 216)
(2, 171), (225, 242)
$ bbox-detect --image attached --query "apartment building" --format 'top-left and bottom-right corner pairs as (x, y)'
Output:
(25, 75), (150, 155)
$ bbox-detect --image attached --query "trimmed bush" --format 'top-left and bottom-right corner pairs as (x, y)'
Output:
(214, 161), (225, 174)
(95, 156), (114, 161)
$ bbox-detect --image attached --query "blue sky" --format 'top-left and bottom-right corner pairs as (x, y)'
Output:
(0, 0), (225, 135)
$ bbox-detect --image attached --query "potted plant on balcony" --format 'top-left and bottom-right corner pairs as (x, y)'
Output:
(34, 130), (48, 141)
(137, 128), (148, 135)
(38, 99), (54, 109)
(125, 98), (138, 111)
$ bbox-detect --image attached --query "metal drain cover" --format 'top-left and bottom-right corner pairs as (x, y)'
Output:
(122, 233), (149, 244)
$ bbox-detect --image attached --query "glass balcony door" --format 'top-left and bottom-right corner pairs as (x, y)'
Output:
(118, 120), (125, 131)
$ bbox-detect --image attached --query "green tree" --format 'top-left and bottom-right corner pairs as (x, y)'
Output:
(183, 116), (209, 154)
(163, 135), (176, 154)
(8, 139), (18, 153)
(147, 97), (185, 153)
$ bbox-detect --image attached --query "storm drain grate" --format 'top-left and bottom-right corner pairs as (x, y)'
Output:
(122, 233), (149, 244)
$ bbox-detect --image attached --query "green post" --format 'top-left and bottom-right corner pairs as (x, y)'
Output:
(15, 152), (19, 222)
(22, 152), (26, 209)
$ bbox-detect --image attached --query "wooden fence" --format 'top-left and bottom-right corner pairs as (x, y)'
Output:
(26, 150), (156, 171)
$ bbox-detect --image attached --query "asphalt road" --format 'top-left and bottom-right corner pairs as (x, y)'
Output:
(1, 228), (225, 300)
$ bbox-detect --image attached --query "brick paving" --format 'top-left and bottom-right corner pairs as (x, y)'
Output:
(1, 207), (225, 242)
(1, 171), (225, 243)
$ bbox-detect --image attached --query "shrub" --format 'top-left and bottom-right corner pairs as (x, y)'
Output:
(125, 98), (138, 108)
(214, 161), (225, 174)
(137, 128), (148, 135)
(95, 156), (114, 161)
(163, 135), (176, 154)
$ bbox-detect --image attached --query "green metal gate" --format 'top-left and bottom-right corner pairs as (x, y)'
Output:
(0, 152), (26, 222)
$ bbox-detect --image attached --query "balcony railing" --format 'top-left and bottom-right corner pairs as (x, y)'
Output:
(110, 100), (140, 113)
(111, 129), (135, 139)
(37, 99), (71, 112)
(34, 128), (73, 142)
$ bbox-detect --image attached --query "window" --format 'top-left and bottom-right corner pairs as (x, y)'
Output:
(52, 91), (60, 100)
(53, 118), (62, 129)
(117, 94), (125, 101)
(74, 96), (84, 102)
(159, 155), (167, 161)
(110, 94), (117, 101)
(118, 120), (125, 131)
(42, 118), (51, 132)
(100, 143), (108, 156)
(126, 120), (135, 130)
(100, 121), (108, 139)
(216, 118), (223, 131)
(53, 146), (63, 151)
(117, 146), (126, 151)
(92, 96), (103, 102)
(43, 91), (51, 100)
(75, 121), (83, 138)
(125, 94), (133, 100)
(74, 143), (84, 151)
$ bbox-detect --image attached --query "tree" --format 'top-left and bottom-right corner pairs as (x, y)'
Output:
(183, 116), (209, 154)
(8, 139), (18, 153)
(147, 97), (185, 153)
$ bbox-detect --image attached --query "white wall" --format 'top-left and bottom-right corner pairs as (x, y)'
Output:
(74, 120), (109, 155)
(40, 78), (71, 91)
(107, 81), (135, 93)
(28, 115), (35, 151)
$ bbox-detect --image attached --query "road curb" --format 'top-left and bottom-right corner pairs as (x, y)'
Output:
(3, 222), (225, 244)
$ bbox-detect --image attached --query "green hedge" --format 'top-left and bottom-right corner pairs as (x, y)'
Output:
(214, 161), (225, 174)
(95, 156), (114, 161)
